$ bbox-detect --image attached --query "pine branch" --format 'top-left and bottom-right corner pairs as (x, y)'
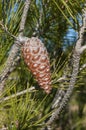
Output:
(51, 61), (86, 109)
(47, 51), (80, 125)
(45, 7), (86, 127)
(0, 87), (35, 103)
(19, 0), (31, 36)
(0, 0), (31, 94)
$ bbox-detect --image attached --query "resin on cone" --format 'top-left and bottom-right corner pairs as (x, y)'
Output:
(22, 37), (52, 94)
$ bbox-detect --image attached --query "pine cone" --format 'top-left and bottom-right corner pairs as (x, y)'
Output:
(22, 37), (52, 94)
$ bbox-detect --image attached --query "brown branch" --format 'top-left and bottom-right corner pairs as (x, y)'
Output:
(0, 0), (31, 94)
(41, 8), (86, 130)
(44, 8), (86, 128)
(19, 0), (31, 36)
(0, 87), (35, 103)
(47, 51), (80, 125)
(51, 62), (86, 109)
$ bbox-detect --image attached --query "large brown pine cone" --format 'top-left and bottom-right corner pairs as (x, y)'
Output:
(22, 37), (52, 94)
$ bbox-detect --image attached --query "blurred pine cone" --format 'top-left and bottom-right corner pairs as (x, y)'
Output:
(22, 37), (52, 94)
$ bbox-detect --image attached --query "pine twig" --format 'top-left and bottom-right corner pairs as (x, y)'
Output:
(0, 87), (35, 103)
(51, 61), (86, 109)
(47, 51), (80, 125)
(45, 8), (86, 127)
(19, 0), (31, 36)
(0, 0), (31, 93)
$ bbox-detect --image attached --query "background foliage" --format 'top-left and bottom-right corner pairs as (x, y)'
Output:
(0, 0), (86, 130)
